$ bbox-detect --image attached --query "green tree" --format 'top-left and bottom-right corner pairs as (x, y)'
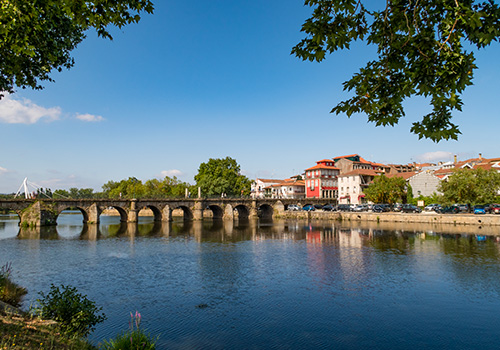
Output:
(438, 168), (500, 204)
(293, 0), (500, 141)
(102, 177), (145, 198)
(194, 157), (251, 197)
(144, 176), (191, 198)
(364, 175), (408, 204)
(0, 0), (154, 98)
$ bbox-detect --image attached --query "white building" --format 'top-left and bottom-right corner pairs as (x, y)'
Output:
(337, 169), (380, 205)
(250, 178), (283, 199)
(269, 179), (306, 199)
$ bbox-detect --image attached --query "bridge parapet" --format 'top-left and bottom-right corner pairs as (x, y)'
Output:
(0, 198), (306, 226)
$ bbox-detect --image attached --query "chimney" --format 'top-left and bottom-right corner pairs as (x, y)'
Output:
(479, 153), (482, 160)
(454, 155), (457, 163)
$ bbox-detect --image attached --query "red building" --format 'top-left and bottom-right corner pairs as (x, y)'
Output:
(305, 159), (340, 199)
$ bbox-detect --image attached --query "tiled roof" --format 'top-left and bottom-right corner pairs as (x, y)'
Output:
(338, 169), (381, 177)
(256, 178), (283, 183)
(270, 180), (305, 188)
(305, 164), (339, 171)
(334, 154), (359, 159)
(386, 171), (417, 180)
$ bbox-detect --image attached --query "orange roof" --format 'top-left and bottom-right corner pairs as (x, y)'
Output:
(386, 171), (417, 180)
(433, 168), (454, 175)
(270, 180), (305, 188)
(256, 178), (283, 183)
(334, 154), (359, 159)
(317, 159), (334, 163)
(305, 164), (339, 171)
(338, 169), (381, 177)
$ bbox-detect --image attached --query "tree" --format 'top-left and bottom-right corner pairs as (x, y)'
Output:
(102, 177), (145, 198)
(438, 168), (500, 204)
(0, 0), (154, 98)
(293, 0), (500, 141)
(364, 175), (408, 204)
(194, 157), (251, 197)
(144, 176), (191, 198)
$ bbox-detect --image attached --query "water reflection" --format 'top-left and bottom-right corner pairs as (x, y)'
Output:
(2, 214), (500, 349)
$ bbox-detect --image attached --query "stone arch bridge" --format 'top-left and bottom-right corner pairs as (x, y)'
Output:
(0, 198), (328, 227)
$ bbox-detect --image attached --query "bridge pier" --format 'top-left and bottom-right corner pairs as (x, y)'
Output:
(162, 205), (172, 222)
(87, 203), (101, 224)
(20, 201), (57, 228)
(127, 199), (138, 222)
(192, 202), (204, 221)
(223, 204), (233, 220)
(249, 200), (259, 219)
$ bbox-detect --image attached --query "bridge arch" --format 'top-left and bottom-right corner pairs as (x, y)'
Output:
(258, 204), (274, 220)
(207, 205), (224, 220)
(138, 205), (162, 222)
(174, 205), (193, 221)
(234, 204), (250, 220)
(109, 206), (128, 222)
(56, 206), (89, 224)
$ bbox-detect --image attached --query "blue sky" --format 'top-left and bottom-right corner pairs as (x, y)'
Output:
(1, 1), (499, 193)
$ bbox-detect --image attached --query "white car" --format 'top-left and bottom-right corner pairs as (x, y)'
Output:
(424, 204), (439, 211)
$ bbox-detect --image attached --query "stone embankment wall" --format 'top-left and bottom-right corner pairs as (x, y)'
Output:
(277, 211), (500, 226)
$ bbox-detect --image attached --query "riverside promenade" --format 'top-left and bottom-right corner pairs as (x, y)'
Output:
(277, 210), (500, 227)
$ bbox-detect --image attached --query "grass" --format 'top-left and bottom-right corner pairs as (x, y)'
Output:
(0, 312), (95, 350)
(0, 264), (27, 308)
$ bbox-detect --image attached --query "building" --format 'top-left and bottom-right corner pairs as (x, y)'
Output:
(337, 169), (380, 204)
(269, 178), (306, 199)
(333, 154), (391, 174)
(304, 159), (340, 199)
(388, 171), (441, 197)
(250, 178), (283, 199)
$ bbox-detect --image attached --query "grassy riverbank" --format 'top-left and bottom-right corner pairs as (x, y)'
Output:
(0, 312), (95, 350)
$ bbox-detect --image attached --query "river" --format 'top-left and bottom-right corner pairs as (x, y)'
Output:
(1, 211), (500, 349)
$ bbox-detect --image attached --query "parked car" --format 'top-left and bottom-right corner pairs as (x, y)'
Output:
(393, 203), (403, 212)
(337, 204), (352, 212)
(432, 204), (443, 212)
(424, 204), (439, 211)
(287, 204), (301, 211)
(437, 205), (460, 214)
(322, 204), (336, 211)
(473, 205), (486, 215)
(302, 204), (315, 211)
(372, 205), (384, 213)
(401, 204), (422, 213)
(352, 204), (367, 212)
(458, 204), (470, 213)
(491, 204), (500, 214)
(314, 204), (324, 210)
(380, 204), (392, 212)
(484, 204), (493, 213)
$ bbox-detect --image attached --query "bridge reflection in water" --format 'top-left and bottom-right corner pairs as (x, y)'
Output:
(0, 198), (329, 227)
(13, 212), (500, 248)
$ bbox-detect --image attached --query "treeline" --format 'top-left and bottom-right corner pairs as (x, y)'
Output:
(3, 157), (252, 200)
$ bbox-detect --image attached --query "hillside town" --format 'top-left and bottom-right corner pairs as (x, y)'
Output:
(251, 153), (500, 204)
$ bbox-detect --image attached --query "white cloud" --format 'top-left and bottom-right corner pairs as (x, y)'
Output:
(0, 93), (61, 124)
(0, 166), (8, 175)
(76, 113), (105, 122)
(160, 169), (183, 178)
(415, 151), (453, 163)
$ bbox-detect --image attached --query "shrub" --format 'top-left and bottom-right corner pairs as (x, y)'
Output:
(35, 284), (106, 337)
(0, 262), (27, 307)
(100, 311), (158, 350)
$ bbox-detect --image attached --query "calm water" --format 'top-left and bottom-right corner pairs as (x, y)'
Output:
(1, 212), (500, 349)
